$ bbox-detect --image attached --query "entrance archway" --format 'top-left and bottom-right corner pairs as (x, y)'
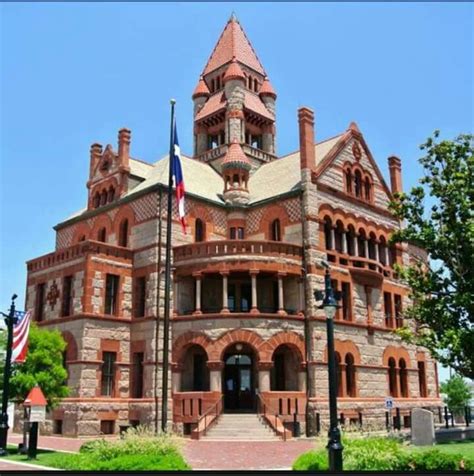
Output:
(223, 343), (256, 411)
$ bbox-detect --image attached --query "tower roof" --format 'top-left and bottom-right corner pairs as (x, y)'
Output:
(222, 141), (252, 170)
(259, 77), (277, 98)
(224, 57), (246, 82)
(203, 15), (265, 76)
(192, 76), (210, 98)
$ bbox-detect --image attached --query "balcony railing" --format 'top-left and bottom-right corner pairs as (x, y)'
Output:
(326, 250), (395, 281)
(196, 145), (227, 163)
(241, 144), (276, 163)
(27, 240), (133, 273)
(174, 240), (303, 264)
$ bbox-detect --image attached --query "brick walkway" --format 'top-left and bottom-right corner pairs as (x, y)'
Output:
(5, 433), (316, 470)
(183, 439), (316, 470)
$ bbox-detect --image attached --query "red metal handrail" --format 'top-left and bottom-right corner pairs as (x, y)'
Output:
(195, 394), (223, 438)
(256, 391), (287, 441)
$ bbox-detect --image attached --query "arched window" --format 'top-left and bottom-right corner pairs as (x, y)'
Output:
(345, 169), (352, 194)
(118, 219), (129, 247)
(232, 174), (240, 187)
(271, 219), (281, 241)
(418, 361), (427, 397)
(345, 353), (356, 397)
(93, 192), (100, 209)
(98, 227), (107, 243)
(254, 78), (258, 92)
(335, 221), (344, 253)
(347, 225), (356, 256)
(379, 236), (387, 265)
(195, 218), (205, 242)
(399, 358), (408, 397)
(368, 233), (377, 260)
(324, 217), (333, 250)
(364, 177), (371, 201)
(107, 186), (115, 203)
(388, 357), (397, 397)
(210, 78), (215, 93)
(336, 352), (343, 397)
(216, 76), (221, 90)
(354, 170), (362, 198)
(357, 229), (366, 257)
(181, 345), (210, 392)
(79, 235), (86, 242)
(248, 75), (252, 89)
(100, 190), (107, 206)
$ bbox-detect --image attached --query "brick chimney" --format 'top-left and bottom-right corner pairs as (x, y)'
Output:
(118, 128), (131, 170)
(298, 107), (316, 171)
(388, 155), (403, 194)
(89, 143), (103, 182)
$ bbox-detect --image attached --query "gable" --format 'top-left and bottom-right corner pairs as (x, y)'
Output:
(315, 130), (393, 210)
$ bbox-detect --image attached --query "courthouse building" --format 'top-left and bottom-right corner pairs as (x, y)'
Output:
(24, 15), (441, 437)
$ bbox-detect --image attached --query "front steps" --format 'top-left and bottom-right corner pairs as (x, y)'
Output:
(201, 413), (280, 441)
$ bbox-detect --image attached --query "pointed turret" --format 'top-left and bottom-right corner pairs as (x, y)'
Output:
(192, 15), (277, 167)
(222, 140), (251, 205)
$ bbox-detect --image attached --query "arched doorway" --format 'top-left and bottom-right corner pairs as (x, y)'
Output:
(223, 343), (256, 411)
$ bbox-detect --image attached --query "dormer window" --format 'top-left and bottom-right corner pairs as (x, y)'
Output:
(344, 162), (373, 204)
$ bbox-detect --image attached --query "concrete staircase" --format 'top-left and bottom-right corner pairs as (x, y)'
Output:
(201, 413), (280, 441)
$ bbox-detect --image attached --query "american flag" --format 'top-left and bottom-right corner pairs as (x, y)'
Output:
(171, 119), (186, 233)
(11, 310), (32, 364)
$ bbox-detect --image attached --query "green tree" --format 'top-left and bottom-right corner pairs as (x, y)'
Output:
(440, 375), (472, 414)
(9, 324), (69, 408)
(390, 132), (474, 379)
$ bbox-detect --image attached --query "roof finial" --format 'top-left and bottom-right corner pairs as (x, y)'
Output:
(230, 11), (237, 22)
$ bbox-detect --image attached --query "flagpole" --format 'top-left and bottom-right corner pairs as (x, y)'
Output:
(161, 99), (176, 432)
(0, 294), (18, 456)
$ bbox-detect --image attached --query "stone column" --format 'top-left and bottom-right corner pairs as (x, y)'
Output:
(207, 361), (224, 392)
(258, 361), (273, 392)
(364, 239), (369, 258)
(375, 242), (380, 262)
(173, 276), (179, 317)
(277, 272), (286, 315)
(250, 270), (259, 314)
(193, 272), (202, 315)
(354, 234), (359, 256)
(220, 271), (229, 314)
(385, 247), (390, 266)
(171, 364), (183, 393)
(298, 366), (307, 392)
(342, 232), (348, 254)
(330, 228), (336, 250)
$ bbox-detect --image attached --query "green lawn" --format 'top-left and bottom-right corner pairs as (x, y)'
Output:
(4, 446), (64, 468)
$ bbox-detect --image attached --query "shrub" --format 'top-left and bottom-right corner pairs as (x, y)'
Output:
(66, 427), (190, 470)
(293, 450), (328, 471)
(399, 449), (472, 472)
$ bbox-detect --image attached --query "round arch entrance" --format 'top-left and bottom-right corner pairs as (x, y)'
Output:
(223, 343), (256, 412)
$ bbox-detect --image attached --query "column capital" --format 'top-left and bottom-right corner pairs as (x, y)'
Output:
(220, 270), (230, 276)
(249, 269), (260, 276)
(192, 271), (203, 278)
(277, 271), (287, 278)
(258, 361), (274, 371)
(207, 360), (224, 371)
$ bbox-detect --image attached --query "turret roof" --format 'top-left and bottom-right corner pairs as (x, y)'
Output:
(224, 58), (246, 82)
(203, 15), (265, 76)
(259, 78), (277, 98)
(192, 76), (210, 98)
(222, 141), (252, 170)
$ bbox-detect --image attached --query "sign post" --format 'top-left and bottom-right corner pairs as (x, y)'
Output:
(385, 397), (394, 431)
(23, 385), (47, 460)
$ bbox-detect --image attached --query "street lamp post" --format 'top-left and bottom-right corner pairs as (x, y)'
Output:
(0, 294), (18, 456)
(314, 266), (343, 471)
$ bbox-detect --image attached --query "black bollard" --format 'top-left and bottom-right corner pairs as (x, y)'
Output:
(395, 408), (401, 431)
(293, 412), (301, 437)
(385, 411), (390, 431)
(27, 422), (38, 460)
(316, 412), (321, 434)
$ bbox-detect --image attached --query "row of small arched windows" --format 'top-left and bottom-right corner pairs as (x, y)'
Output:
(345, 167), (373, 203)
(208, 73), (260, 93)
(78, 219), (130, 248)
(92, 186), (116, 209)
(323, 217), (395, 266)
(336, 352), (357, 397)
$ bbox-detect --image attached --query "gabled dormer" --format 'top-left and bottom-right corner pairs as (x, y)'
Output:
(87, 128), (131, 210)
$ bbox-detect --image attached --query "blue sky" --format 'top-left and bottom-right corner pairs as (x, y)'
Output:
(1, 3), (472, 381)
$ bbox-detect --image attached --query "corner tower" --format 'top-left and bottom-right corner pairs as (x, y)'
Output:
(192, 14), (277, 173)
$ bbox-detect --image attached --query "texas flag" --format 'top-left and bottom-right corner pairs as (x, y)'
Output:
(171, 120), (186, 233)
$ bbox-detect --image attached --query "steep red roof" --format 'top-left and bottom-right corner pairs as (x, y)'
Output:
(24, 385), (47, 406)
(203, 15), (265, 76)
(259, 78), (277, 98)
(194, 92), (226, 122)
(222, 141), (251, 170)
(192, 76), (210, 98)
(224, 58), (246, 82)
(244, 92), (274, 121)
